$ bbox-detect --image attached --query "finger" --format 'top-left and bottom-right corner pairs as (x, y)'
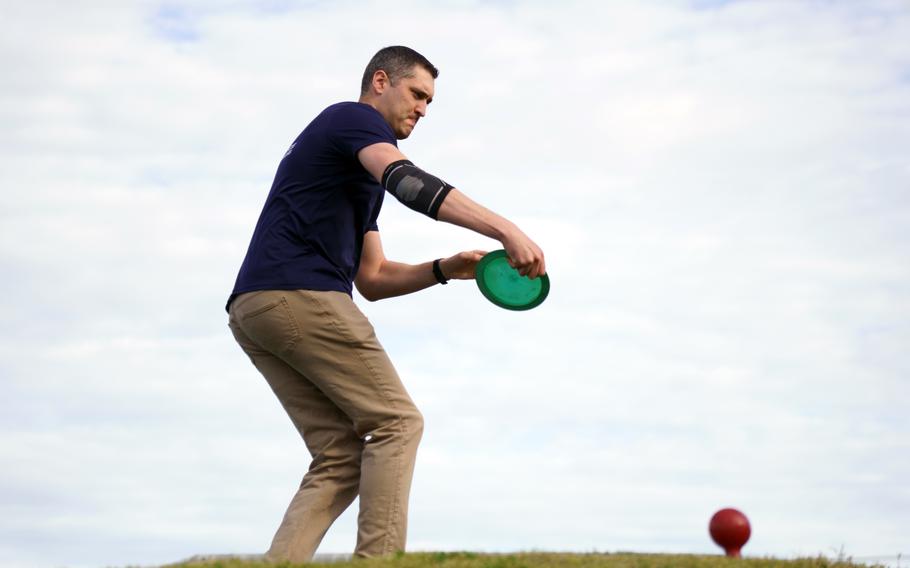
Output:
(528, 257), (541, 279)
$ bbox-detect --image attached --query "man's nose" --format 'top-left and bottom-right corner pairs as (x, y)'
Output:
(415, 100), (427, 117)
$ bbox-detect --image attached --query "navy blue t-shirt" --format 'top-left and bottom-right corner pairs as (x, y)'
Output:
(227, 102), (396, 310)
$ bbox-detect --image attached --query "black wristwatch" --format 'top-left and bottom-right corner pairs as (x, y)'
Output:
(432, 258), (448, 285)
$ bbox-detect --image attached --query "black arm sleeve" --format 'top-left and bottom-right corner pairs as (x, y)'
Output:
(381, 160), (454, 220)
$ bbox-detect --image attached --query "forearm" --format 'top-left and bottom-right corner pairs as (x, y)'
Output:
(436, 188), (546, 279)
(358, 259), (439, 301)
(435, 188), (518, 241)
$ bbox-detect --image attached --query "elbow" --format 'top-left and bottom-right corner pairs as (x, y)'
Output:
(355, 280), (382, 302)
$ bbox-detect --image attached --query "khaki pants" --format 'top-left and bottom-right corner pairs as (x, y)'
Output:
(228, 290), (423, 562)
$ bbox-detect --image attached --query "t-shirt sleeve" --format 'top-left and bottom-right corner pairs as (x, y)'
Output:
(329, 104), (397, 161)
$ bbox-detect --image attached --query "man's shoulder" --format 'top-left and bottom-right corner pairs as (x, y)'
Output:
(312, 102), (395, 149)
(319, 101), (383, 123)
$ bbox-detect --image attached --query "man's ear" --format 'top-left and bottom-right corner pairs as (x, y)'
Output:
(371, 69), (390, 94)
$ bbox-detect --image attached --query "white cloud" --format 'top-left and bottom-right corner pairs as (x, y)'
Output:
(1, 1), (909, 567)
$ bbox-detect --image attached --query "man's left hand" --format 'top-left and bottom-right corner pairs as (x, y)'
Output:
(440, 250), (487, 280)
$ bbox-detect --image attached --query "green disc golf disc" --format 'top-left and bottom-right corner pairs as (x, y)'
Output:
(475, 249), (550, 311)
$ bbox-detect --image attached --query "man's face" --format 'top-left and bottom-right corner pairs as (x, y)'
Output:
(375, 65), (435, 140)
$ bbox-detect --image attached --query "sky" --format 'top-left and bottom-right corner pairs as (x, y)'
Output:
(1, 1), (909, 567)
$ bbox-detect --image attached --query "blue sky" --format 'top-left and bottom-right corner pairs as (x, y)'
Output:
(1, 1), (908, 567)
(151, 5), (203, 42)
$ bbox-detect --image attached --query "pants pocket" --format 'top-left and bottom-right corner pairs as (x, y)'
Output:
(237, 293), (301, 355)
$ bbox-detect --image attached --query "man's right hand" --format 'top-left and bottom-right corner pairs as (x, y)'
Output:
(501, 226), (546, 279)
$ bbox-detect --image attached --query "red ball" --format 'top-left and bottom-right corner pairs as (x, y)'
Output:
(709, 508), (751, 557)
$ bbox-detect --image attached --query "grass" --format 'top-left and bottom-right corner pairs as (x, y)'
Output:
(163, 551), (886, 568)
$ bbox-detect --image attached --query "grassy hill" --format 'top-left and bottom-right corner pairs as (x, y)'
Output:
(164, 551), (885, 568)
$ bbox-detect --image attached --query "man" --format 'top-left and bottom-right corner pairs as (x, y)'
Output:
(226, 46), (545, 562)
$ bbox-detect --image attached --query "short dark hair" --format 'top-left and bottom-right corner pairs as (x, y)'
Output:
(360, 46), (439, 95)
